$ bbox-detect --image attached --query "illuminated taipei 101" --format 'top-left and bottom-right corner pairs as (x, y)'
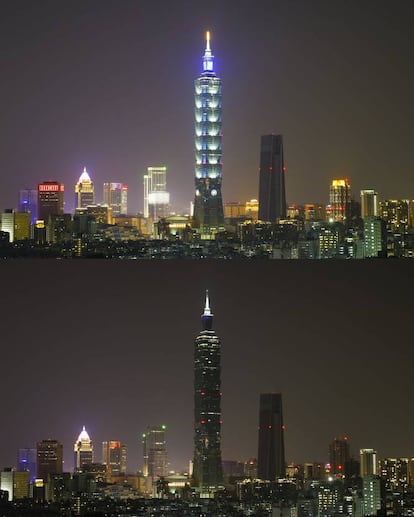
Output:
(193, 32), (224, 234)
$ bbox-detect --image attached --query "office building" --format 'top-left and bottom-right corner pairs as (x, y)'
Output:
(362, 475), (382, 516)
(102, 441), (127, 477)
(257, 393), (285, 481)
(329, 437), (350, 478)
(360, 190), (378, 218)
(379, 458), (409, 491)
(19, 188), (37, 222)
(74, 426), (93, 471)
(363, 217), (386, 258)
(36, 440), (63, 481)
(0, 210), (15, 242)
(193, 32), (224, 233)
(143, 167), (170, 220)
(258, 134), (286, 222)
(193, 292), (223, 489)
(329, 179), (351, 223)
(0, 210), (31, 242)
(37, 181), (64, 221)
(103, 182), (128, 216)
(142, 426), (168, 479)
(0, 470), (29, 501)
(75, 167), (95, 209)
(378, 199), (410, 233)
(360, 449), (377, 477)
(18, 448), (37, 483)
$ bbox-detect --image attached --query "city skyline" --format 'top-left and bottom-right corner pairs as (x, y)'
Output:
(1, 0), (413, 215)
(1, 259), (413, 475)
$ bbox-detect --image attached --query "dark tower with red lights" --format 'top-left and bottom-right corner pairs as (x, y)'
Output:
(193, 292), (223, 489)
(258, 134), (286, 222)
(257, 393), (286, 480)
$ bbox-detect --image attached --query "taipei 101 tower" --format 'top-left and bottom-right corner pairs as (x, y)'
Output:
(193, 32), (224, 235)
(193, 292), (223, 491)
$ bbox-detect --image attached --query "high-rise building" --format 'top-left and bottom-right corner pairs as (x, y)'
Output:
(74, 426), (93, 471)
(36, 440), (63, 481)
(378, 199), (410, 233)
(257, 393), (285, 481)
(193, 292), (223, 489)
(19, 188), (37, 223)
(0, 469), (29, 501)
(75, 167), (95, 209)
(17, 448), (37, 483)
(37, 181), (64, 222)
(143, 167), (170, 220)
(362, 475), (383, 516)
(329, 179), (351, 223)
(360, 190), (378, 218)
(0, 210), (31, 242)
(193, 32), (224, 233)
(258, 135), (286, 222)
(142, 426), (168, 479)
(363, 217), (386, 258)
(360, 449), (377, 477)
(329, 437), (350, 478)
(102, 441), (127, 477)
(379, 457), (409, 491)
(103, 182), (128, 216)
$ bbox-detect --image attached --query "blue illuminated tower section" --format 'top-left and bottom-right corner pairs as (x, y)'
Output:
(193, 32), (224, 233)
(193, 292), (223, 490)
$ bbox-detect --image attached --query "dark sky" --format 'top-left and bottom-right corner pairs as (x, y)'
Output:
(1, 0), (414, 214)
(1, 260), (413, 473)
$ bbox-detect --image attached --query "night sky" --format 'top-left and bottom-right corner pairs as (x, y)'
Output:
(1, 0), (414, 214)
(1, 260), (414, 473)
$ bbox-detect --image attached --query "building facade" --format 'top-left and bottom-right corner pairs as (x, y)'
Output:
(74, 426), (93, 471)
(360, 449), (377, 477)
(329, 179), (351, 224)
(329, 437), (350, 478)
(143, 167), (170, 220)
(193, 32), (224, 233)
(193, 292), (223, 489)
(75, 167), (95, 209)
(36, 440), (63, 481)
(257, 393), (286, 481)
(37, 181), (64, 222)
(102, 441), (127, 477)
(103, 182), (128, 216)
(142, 426), (168, 479)
(360, 189), (378, 218)
(258, 135), (286, 222)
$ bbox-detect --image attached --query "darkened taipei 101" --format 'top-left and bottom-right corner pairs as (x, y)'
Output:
(193, 32), (224, 234)
(192, 292), (223, 490)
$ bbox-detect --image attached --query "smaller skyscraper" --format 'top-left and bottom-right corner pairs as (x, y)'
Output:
(142, 426), (168, 479)
(257, 393), (285, 481)
(258, 134), (286, 222)
(362, 475), (383, 516)
(329, 179), (351, 224)
(37, 181), (64, 222)
(329, 436), (350, 478)
(74, 426), (93, 471)
(17, 448), (37, 483)
(19, 188), (38, 222)
(360, 449), (377, 477)
(102, 441), (127, 477)
(360, 190), (378, 218)
(103, 182), (128, 216)
(363, 217), (386, 258)
(143, 167), (170, 220)
(36, 440), (63, 482)
(75, 167), (95, 209)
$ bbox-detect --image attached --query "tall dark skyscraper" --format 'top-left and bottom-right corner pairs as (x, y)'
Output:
(193, 292), (223, 489)
(257, 393), (286, 481)
(37, 181), (64, 222)
(258, 135), (286, 222)
(193, 32), (224, 234)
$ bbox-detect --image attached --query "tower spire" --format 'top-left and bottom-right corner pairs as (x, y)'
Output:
(203, 290), (211, 316)
(202, 30), (214, 74)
